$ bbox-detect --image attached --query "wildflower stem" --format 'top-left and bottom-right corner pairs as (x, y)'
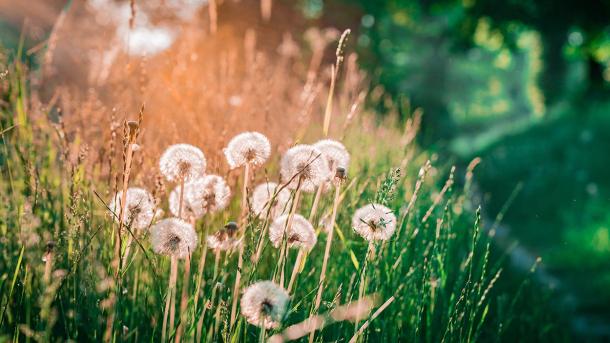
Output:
(174, 254), (191, 343)
(193, 238), (208, 317)
(230, 162), (250, 328)
(279, 176), (303, 287)
(309, 179), (342, 343)
(162, 255), (178, 342)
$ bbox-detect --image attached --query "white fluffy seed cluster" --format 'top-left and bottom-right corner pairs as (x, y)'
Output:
(159, 144), (206, 182)
(223, 132), (271, 169)
(108, 187), (155, 230)
(169, 175), (231, 220)
(313, 139), (350, 179)
(280, 145), (329, 192)
(351, 203), (397, 241)
(240, 281), (290, 329)
(251, 182), (291, 219)
(269, 214), (317, 250)
(150, 218), (198, 259)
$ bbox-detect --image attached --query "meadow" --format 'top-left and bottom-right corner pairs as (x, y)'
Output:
(0, 2), (563, 342)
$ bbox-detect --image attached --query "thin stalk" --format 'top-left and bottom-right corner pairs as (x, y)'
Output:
(161, 256), (178, 342)
(308, 180), (342, 343)
(174, 254), (191, 342)
(193, 238), (208, 316)
(230, 162), (250, 328)
(278, 177), (303, 287)
(322, 65), (337, 137)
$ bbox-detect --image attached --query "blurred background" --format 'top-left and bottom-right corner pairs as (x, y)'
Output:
(2, 0), (610, 339)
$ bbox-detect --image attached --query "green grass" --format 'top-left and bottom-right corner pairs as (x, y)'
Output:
(0, 54), (563, 342)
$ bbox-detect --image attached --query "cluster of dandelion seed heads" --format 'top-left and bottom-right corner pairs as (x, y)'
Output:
(159, 144), (206, 182)
(251, 182), (291, 219)
(150, 218), (198, 259)
(240, 281), (290, 329)
(313, 139), (350, 179)
(207, 222), (241, 251)
(280, 145), (329, 192)
(109, 187), (155, 230)
(352, 204), (397, 241)
(224, 132), (271, 169)
(269, 214), (317, 250)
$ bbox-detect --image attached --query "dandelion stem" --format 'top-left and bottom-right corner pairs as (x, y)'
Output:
(174, 254), (191, 343)
(162, 255), (178, 342)
(279, 176), (303, 287)
(309, 179), (342, 343)
(230, 162), (250, 328)
(193, 238), (208, 317)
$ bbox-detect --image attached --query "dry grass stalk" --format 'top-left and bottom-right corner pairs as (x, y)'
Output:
(322, 29), (350, 137)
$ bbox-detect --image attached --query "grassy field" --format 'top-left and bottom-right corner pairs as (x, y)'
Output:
(0, 21), (563, 343)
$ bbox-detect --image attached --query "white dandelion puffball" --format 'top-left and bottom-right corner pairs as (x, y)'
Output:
(150, 218), (198, 259)
(159, 144), (206, 182)
(108, 187), (155, 230)
(269, 214), (317, 250)
(352, 204), (397, 241)
(313, 139), (350, 178)
(207, 222), (241, 251)
(240, 281), (290, 329)
(168, 186), (199, 221)
(251, 182), (291, 219)
(223, 132), (271, 169)
(280, 145), (330, 192)
(185, 175), (231, 214)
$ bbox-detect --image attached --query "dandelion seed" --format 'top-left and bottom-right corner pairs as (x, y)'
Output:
(207, 222), (242, 251)
(240, 281), (290, 329)
(186, 175), (231, 214)
(150, 218), (198, 259)
(352, 204), (397, 241)
(159, 144), (206, 182)
(109, 187), (155, 230)
(223, 132), (271, 169)
(251, 182), (291, 219)
(313, 139), (350, 179)
(269, 214), (317, 250)
(280, 145), (329, 192)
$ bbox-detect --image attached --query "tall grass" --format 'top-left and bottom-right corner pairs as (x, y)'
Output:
(0, 12), (560, 342)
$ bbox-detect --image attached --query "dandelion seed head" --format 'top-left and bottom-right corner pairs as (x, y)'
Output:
(168, 186), (199, 221)
(313, 139), (350, 179)
(251, 182), (291, 219)
(159, 144), (206, 182)
(186, 175), (231, 214)
(269, 214), (316, 250)
(352, 204), (397, 241)
(240, 281), (289, 329)
(150, 218), (198, 259)
(280, 145), (329, 192)
(223, 132), (271, 169)
(109, 187), (155, 230)
(207, 222), (241, 251)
